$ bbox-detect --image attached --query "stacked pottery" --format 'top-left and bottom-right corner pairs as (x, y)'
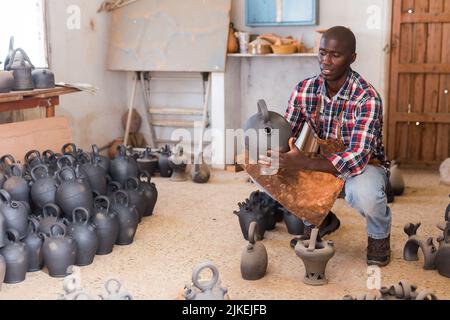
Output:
(139, 172), (158, 217)
(65, 207), (98, 267)
(91, 196), (119, 255)
(23, 218), (44, 272)
(110, 191), (139, 246)
(0, 230), (28, 283)
(42, 224), (77, 278)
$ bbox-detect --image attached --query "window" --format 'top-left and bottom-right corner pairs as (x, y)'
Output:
(0, 0), (48, 69)
(246, 0), (318, 27)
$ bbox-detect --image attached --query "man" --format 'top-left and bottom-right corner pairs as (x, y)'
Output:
(259, 26), (392, 267)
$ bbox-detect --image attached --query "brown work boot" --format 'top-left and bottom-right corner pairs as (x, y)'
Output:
(367, 235), (391, 267)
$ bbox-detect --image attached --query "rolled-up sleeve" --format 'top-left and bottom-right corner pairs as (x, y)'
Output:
(327, 97), (382, 179)
(285, 83), (307, 138)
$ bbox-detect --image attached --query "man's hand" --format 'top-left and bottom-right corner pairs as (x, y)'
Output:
(258, 138), (303, 171)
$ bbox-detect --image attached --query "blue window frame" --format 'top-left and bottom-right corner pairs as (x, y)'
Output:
(246, 0), (318, 27)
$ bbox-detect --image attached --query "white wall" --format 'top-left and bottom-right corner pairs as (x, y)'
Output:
(46, 0), (128, 150)
(231, 0), (391, 103)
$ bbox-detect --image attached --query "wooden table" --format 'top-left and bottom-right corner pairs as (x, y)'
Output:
(0, 86), (81, 117)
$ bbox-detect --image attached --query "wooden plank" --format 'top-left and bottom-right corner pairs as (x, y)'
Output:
(408, 122), (423, 161)
(399, 23), (414, 64)
(401, 12), (450, 23)
(151, 120), (198, 127)
(392, 112), (450, 122)
(149, 107), (203, 116)
(0, 96), (59, 113)
(395, 122), (409, 160)
(0, 117), (72, 161)
(401, 0), (415, 12)
(397, 63), (450, 73)
(387, 0), (405, 159)
(421, 1), (444, 161)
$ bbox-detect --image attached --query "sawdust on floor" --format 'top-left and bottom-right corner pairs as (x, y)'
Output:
(0, 168), (449, 300)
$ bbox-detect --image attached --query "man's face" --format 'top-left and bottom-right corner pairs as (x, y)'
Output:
(318, 37), (356, 81)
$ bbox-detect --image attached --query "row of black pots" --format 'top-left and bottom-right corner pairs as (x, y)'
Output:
(233, 191), (305, 241)
(0, 188), (152, 283)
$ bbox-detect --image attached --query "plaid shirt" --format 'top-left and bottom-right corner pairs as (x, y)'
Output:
(285, 70), (386, 179)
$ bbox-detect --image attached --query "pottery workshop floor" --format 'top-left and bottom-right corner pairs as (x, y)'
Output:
(0, 169), (449, 300)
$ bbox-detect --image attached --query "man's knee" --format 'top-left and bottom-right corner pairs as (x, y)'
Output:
(345, 166), (387, 214)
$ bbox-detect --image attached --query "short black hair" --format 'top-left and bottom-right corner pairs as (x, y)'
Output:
(322, 26), (356, 54)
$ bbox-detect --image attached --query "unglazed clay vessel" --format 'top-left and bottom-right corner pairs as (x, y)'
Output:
(183, 261), (229, 300)
(240, 221), (268, 281)
(294, 228), (335, 286)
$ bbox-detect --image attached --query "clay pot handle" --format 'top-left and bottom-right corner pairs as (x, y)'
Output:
(257, 99), (270, 123)
(62, 143), (77, 155)
(72, 207), (90, 225)
(248, 221), (258, 245)
(114, 190), (129, 207)
(94, 196), (110, 212)
(9, 164), (23, 177)
(105, 278), (122, 294)
(5, 48), (35, 70)
(42, 203), (61, 219)
(50, 223), (66, 237)
(28, 217), (40, 234)
(192, 261), (220, 291)
(57, 155), (75, 170)
(6, 229), (20, 243)
(108, 181), (122, 194)
(92, 144), (100, 156)
(30, 164), (49, 181)
(0, 154), (16, 167)
(24, 150), (41, 164)
(0, 189), (12, 204)
(126, 177), (140, 191)
(42, 149), (55, 162)
(77, 152), (92, 165)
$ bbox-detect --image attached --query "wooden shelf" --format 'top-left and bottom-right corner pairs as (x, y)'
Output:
(227, 53), (317, 58)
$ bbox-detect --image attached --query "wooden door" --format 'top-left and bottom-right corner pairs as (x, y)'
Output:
(387, 0), (450, 167)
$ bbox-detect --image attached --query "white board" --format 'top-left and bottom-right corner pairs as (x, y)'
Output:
(107, 0), (231, 72)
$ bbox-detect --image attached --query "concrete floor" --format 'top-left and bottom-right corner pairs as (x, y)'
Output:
(0, 168), (449, 300)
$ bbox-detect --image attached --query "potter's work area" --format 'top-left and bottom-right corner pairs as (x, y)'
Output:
(0, 169), (449, 300)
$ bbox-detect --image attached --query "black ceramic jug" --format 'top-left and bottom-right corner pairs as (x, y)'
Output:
(78, 152), (107, 196)
(158, 145), (173, 178)
(139, 171), (158, 217)
(24, 218), (44, 272)
(30, 164), (58, 210)
(65, 207), (98, 267)
(91, 144), (110, 173)
(0, 190), (29, 240)
(55, 167), (93, 220)
(38, 203), (67, 237)
(41, 224), (77, 278)
(111, 191), (139, 246)
(125, 177), (146, 223)
(2, 164), (30, 203)
(92, 196), (119, 255)
(0, 229), (28, 283)
(110, 145), (139, 187)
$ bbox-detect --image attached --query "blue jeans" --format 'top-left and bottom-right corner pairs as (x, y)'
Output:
(305, 165), (392, 239)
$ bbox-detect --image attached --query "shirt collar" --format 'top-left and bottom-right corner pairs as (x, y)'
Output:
(318, 69), (354, 101)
